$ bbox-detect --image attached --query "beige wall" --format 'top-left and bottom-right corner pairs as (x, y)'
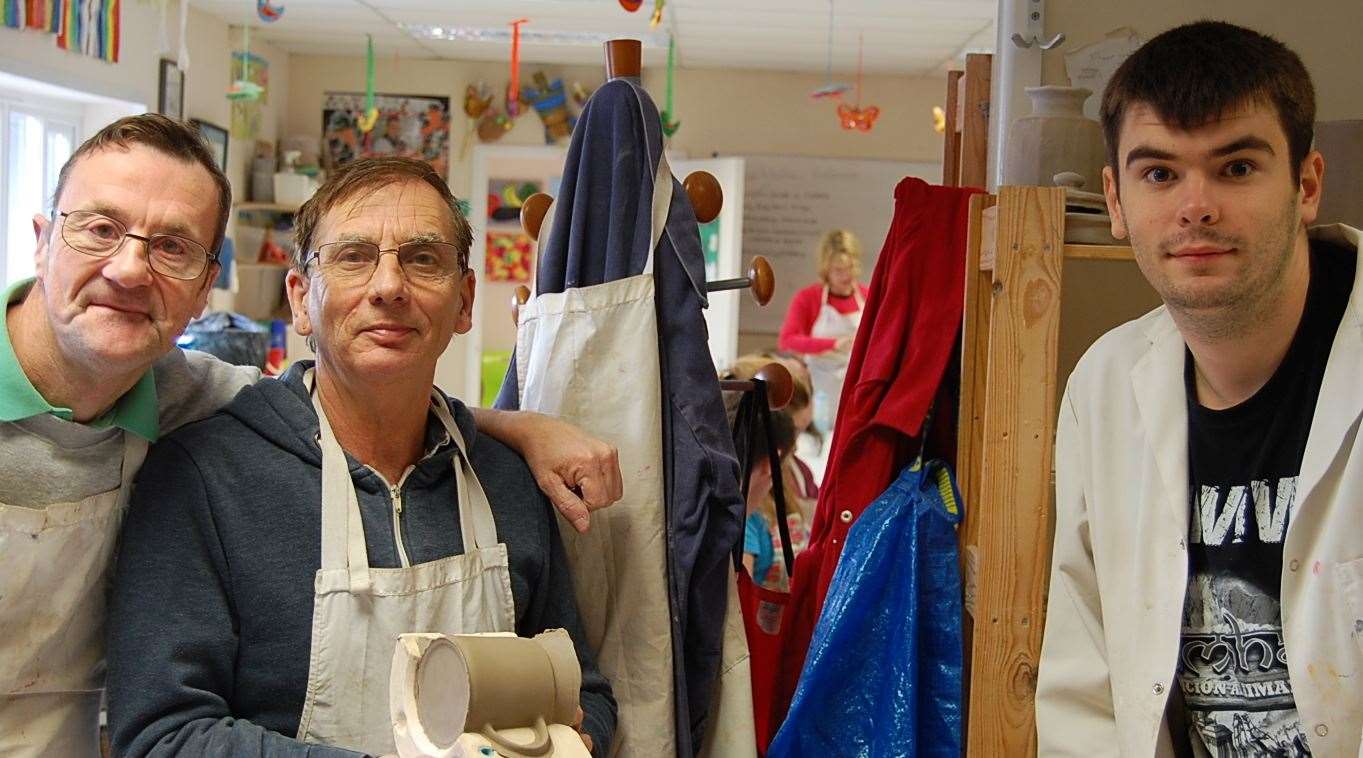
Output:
(0, 4), (290, 249)
(1042, 0), (1362, 120)
(283, 54), (946, 203)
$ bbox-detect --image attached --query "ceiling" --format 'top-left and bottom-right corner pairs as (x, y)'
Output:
(190, 0), (996, 77)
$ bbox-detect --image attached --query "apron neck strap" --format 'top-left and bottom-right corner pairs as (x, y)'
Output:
(427, 395), (500, 552)
(306, 368), (372, 594)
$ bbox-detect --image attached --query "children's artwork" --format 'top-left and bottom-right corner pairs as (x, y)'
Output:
(230, 51), (268, 139)
(487, 178), (541, 223)
(486, 231), (533, 283)
(323, 92), (451, 176)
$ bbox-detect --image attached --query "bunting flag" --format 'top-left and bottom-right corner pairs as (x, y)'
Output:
(5, 0), (64, 37)
(55, 0), (118, 62)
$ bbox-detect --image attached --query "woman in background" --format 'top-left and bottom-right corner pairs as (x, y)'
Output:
(777, 229), (869, 438)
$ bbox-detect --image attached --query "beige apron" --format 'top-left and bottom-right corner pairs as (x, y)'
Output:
(0, 432), (148, 758)
(294, 370), (516, 754)
(514, 88), (677, 757)
(806, 287), (863, 435)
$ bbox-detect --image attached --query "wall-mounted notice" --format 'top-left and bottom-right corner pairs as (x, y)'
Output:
(739, 154), (939, 335)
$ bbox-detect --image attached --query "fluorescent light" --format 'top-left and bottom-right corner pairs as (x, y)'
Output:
(401, 24), (669, 48)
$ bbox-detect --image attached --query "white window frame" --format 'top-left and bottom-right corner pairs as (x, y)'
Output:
(0, 89), (83, 286)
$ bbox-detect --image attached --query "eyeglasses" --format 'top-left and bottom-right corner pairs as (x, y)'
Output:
(59, 210), (216, 281)
(304, 240), (467, 285)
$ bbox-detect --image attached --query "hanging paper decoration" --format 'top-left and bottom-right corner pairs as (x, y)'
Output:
(505, 18), (528, 118)
(460, 82), (494, 157)
(618, 0), (641, 11)
(810, 0), (849, 100)
(357, 34), (379, 133)
(176, 0), (189, 71)
(649, 0), (664, 27)
(54, 0), (121, 62)
(836, 33), (879, 132)
(660, 35), (680, 137)
(256, 0), (283, 23)
(5, 0), (63, 31)
(230, 50), (268, 138)
(227, 25), (264, 101)
(523, 71), (576, 144)
(932, 106), (946, 134)
(570, 81), (591, 108)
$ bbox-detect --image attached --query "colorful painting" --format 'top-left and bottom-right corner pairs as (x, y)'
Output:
(323, 92), (451, 177)
(486, 231), (533, 283)
(230, 52), (268, 139)
(487, 178), (541, 223)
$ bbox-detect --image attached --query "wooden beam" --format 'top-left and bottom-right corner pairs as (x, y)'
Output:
(943, 70), (964, 187)
(957, 191), (997, 744)
(960, 53), (992, 190)
(966, 186), (1065, 758)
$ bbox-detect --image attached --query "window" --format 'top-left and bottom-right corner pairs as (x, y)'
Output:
(0, 96), (80, 287)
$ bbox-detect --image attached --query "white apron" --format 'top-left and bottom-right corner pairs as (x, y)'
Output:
(806, 287), (863, 435)
(295, 371), (516, 754)
(0, 432), (147, 758)
(514, 87), (676, 757)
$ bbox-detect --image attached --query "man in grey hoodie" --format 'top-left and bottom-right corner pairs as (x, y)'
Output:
(106, 155), (616, 756)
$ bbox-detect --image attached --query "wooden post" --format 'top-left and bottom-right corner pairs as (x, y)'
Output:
(943, 70), (964, 187)
(965, 185), (1064, 757)
(960, 53), (992, 190)
(956, 190), (997, 740)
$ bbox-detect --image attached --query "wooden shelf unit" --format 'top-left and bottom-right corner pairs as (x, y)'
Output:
(957, 185), (1140, 756)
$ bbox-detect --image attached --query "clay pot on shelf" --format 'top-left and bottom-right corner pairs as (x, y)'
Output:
(1003, 86), (1106, 193)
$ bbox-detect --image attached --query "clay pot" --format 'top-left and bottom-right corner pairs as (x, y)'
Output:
(1003, 86), (1106, 192)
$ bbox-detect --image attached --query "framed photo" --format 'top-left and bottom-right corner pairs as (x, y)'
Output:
(158, 59), (184, 120)
(191, 119), (229, 172)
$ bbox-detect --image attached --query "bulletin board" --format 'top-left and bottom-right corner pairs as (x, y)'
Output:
(738, 154), (940, 335)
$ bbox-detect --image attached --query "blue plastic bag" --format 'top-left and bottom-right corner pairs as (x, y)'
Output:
(768, 459), (964, 758)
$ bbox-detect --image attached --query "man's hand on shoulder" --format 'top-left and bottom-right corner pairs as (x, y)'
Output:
(470, 408), (623, 532)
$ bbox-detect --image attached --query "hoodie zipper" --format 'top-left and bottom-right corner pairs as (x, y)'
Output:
(371, 466), (416, 568)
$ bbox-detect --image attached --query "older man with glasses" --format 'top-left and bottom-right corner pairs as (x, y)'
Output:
(0, 116), (621, 758)
(104, 155), (617, 757)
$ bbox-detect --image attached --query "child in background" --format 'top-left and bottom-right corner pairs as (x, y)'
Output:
(741, 407), (797, 590)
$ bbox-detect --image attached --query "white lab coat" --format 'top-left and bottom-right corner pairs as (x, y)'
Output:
(1037, 225), (1363, 757)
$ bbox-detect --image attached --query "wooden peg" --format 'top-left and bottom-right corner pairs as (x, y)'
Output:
(718, 361), (794, 410)
(684, 171), (722, 224)
(604, 39), (641, 80)
(520, 193), (553, 242)
(511, 285), (530, 326)
(706, 255), (775, 305)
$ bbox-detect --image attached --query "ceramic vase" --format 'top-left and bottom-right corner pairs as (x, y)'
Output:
(1003, 86), (1106, 192)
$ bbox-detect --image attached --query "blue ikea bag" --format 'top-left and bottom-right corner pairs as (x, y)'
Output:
(768, 459), (964, 757)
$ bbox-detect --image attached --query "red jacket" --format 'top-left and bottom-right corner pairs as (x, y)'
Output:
(772, 177), (982, 729)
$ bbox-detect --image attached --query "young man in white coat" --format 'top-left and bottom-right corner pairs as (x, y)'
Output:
(1037, 21), (1363, 757)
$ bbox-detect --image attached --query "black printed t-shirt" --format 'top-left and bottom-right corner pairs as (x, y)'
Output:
(1176, 239), (1354, 757)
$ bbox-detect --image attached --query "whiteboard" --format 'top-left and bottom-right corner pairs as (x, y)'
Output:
(738, 155), (940, 335)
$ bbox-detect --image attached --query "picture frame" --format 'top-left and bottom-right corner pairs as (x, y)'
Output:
(191, 119), (229, 172)
(158, 58), (184, 120)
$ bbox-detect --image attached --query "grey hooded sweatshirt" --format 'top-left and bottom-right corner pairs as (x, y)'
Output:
(106, 361), (615, 757)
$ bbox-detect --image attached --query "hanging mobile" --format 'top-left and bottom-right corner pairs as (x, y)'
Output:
(226, 25), (264, 101)
(810, 0), (850, 100)
(356, 35), (379, 133)
(835, 33), (880, 131)
(257, 0), (284, 23)
(660, 35), (680, 137)
(649, 0), (666, 28)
